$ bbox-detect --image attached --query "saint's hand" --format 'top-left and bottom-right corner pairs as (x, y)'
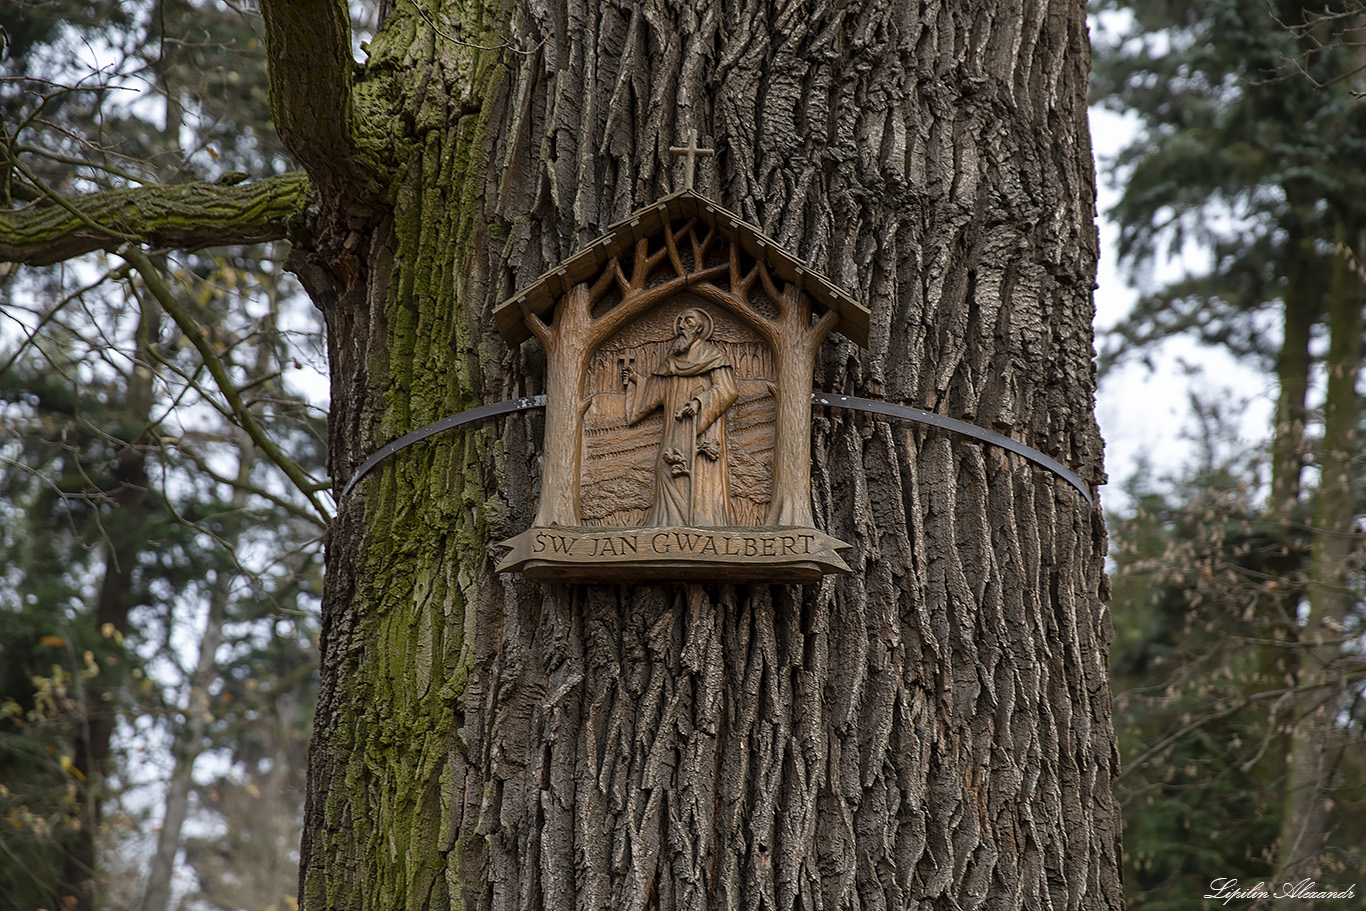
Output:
(676, 398), (699, 420)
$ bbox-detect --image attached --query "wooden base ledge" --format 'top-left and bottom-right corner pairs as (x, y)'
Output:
(496, 525), (852, 583)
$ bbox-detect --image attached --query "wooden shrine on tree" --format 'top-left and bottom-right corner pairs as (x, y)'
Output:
(494, 189), (869, 582)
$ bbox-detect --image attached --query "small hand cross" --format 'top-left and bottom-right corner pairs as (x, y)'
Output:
(669, 128), (714, 191)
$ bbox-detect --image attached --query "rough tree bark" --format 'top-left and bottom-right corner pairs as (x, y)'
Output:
(1, 0), (1121, 906)
(0, 173), (309, 266)
(276, 0), (1120, 908)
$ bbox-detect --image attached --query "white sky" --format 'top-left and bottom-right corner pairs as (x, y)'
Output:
(1089, 106), (1276, 512)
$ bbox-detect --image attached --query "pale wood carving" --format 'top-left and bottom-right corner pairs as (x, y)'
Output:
(494, 193), (867, 582)
(668, 128), (713, 191)
(498, 526), (851, 583)
(582, 298), (773, 529)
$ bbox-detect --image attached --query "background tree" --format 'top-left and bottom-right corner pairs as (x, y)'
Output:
(1104, 407), (1366, 906)
(1093, 0), (1366, 899)
(1, 1), (326, 908)
(5, 0), (1123, 909)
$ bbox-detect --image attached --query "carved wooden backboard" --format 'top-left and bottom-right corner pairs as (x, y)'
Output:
(580, 295), (775, 529)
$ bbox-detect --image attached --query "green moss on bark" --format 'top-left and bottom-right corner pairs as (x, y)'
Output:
(0, 173), (309, 266)
(311, 3), (517, 906)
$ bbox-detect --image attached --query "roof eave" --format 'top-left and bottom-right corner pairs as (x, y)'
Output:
(493, 190), (869, 348)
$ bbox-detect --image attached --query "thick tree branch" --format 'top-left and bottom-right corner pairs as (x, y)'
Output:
(259, 0), (383, 200)
(0, 173), (310, 266)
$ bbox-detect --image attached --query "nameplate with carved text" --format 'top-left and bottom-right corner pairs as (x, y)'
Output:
(498, 526), (851, 582)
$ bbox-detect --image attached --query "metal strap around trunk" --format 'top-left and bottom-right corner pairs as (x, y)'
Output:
(809, 393), (1093, 506)
(340, 392), (1093, 507)
(339, 396), (546, 498)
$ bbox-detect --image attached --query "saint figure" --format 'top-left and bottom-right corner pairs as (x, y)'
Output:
(624, 308), (739, 526)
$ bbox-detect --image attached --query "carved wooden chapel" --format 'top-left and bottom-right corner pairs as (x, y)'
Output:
(494, 188), (870, 582)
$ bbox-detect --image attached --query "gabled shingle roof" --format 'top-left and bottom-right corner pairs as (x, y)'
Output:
(493, 189), (869, 348)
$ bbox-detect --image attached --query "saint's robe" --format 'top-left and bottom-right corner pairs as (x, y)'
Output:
(627, 340), (739, 526)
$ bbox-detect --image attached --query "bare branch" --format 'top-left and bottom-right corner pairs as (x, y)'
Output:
(0, 264), (131, 376)
(1260, 4), (1366, 92)
(1118, 670), (1366, 781)
(14, 142), (148, 187)
(122, 245), (333, 524)
(173, 439), (328, 529)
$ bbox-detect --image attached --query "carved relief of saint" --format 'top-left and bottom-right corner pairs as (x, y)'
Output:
(623, 308), (739, 526)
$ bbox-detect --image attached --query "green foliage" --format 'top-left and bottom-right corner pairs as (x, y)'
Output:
(1091, 0), (1366, 372)
(0, 247), (326, 906)
(1106, 429), (1366, 906)
(1096, 5), (1366, 891)
(0, 627), (112, 910)
(1109, 478), (1294, 903)
(1, 2), (329, 907)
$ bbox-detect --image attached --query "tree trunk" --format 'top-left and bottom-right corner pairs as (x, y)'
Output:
(1270, 230), (1316, 511)
(1275, 225), (1364, 899)
(528, 283), (592, 527)
(140, 590), (225, 911)
(288, 0), (1120, 908)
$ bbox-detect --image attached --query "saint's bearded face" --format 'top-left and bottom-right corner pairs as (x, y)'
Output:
(671, 309), (705, 354)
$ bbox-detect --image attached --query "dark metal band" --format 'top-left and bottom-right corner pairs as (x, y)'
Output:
(810, 393), (1093, 506)
(341, 392), (1093, 506)
(340, 396), (546, 497)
